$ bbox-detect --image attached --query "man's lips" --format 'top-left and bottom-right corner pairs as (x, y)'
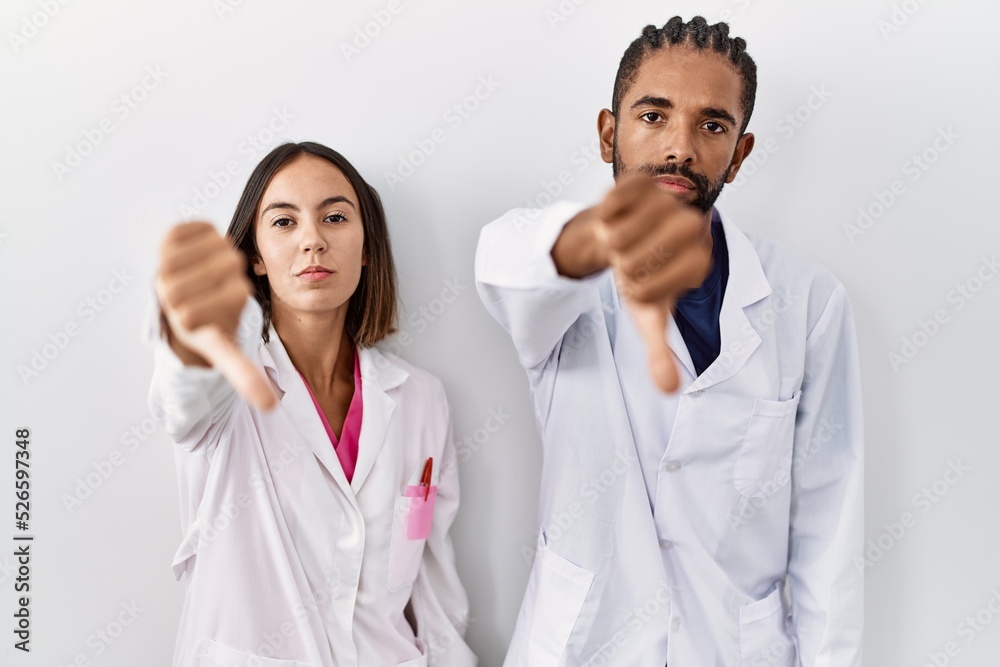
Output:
(655, 175), (695, 191)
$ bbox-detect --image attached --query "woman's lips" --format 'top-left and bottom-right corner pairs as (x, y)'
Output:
(299, 270), (333, 282)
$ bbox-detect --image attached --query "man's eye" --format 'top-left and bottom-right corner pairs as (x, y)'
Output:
(641, 112), (662, 123)
(705, 122), (725, 133)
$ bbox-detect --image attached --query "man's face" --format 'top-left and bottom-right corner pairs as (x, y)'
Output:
(600, 44), (754, 213)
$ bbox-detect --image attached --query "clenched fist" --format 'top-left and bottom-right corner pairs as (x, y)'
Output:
(155, 221), (278, 411)
(552, 174), (713, 392)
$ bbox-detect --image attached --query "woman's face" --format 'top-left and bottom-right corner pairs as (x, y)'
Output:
(252, 154), (366, 322)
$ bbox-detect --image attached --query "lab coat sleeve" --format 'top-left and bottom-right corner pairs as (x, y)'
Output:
(786, 282), (864, 666)
(141, 279), (263, 454)
(407, 395), (478, 667)
(474, 200), (611, 369)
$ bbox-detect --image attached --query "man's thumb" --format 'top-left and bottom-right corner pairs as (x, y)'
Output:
(629, 299), (680, 393)
(189, 325), (279, 411)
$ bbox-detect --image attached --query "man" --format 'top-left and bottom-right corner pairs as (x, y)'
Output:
(475, 16), (863, 666)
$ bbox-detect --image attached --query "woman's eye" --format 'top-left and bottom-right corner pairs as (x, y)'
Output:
(272, 217), (293, 228)
(325, 213), (347, 223)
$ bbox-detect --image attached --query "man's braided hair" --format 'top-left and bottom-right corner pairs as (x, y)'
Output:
(611, 15), (758, 136)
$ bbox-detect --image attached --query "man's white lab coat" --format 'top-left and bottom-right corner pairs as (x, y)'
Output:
(142, 291), (477, 667)
(474, 201), (863, 666)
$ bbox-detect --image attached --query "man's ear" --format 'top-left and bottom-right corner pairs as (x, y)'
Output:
(598, 108), (616, 164)
(724, 132), (756, 184)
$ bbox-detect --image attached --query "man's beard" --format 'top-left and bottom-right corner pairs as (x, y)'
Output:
(612, 139), (731, 214)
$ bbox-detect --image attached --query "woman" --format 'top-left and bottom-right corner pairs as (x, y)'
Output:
(143, 142), (476, 667)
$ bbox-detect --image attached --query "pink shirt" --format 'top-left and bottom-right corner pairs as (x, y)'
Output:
(296, 348), (363, 483)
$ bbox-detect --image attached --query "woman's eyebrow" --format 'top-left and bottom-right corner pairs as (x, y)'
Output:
(316, 195), (356, 211)
(260, 195), (357, 216)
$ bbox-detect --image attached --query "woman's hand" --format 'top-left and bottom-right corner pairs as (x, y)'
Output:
(155, 221), (278, 411)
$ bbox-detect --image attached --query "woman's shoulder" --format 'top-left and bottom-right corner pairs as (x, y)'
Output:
(364, 345), (448, 401)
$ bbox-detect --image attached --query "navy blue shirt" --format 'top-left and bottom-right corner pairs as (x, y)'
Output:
(672, 208), (729, 376)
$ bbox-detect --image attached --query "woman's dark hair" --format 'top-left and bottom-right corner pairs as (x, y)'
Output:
(225, 141), (398, 347)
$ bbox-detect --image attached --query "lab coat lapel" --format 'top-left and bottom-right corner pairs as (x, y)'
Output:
(350, 346), (408, 493)
(608, 275), (697, 378)
(684, 208), (772, 393)
(259, 326), (356, 503)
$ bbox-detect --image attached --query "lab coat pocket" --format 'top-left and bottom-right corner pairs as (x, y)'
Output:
(200, 639), (312, 667)
(388, 485), (436, 593)
(733, 391), (801, 498)
(738, 586), (796, 667)
(513, 529), (594, 666)
(396, 637), (429, 666)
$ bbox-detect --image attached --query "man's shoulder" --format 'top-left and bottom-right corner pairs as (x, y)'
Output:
(742, 230), (844, 300)
(737, 229), (852, 334)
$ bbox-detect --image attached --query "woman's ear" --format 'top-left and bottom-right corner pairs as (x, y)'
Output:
(252, 256), (266, 276)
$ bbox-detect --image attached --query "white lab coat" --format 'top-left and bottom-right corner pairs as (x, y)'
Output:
(141, 287), (477, 667)
(474, 201), (863, 666)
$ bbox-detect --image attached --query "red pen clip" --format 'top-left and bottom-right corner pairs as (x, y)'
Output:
(419, 457), (433, 501)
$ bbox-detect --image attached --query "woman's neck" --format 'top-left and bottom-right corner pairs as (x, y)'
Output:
(272, 301), (355, 395)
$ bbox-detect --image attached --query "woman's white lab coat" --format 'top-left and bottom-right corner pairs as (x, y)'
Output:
(142, 289), (477, 667)
(474, 201), (864, 666)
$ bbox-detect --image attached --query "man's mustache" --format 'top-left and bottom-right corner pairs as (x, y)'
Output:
(637, 163), (710, 191)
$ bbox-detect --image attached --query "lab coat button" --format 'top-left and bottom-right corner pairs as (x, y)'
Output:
(671, 617), (681, 631)
(688, 389), (704, 397)
(665, 460), (682, 472)
(658, 539), (673, 550)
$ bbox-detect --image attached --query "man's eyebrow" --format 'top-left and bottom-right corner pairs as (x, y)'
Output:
(260, 195), (357, 216)
(630, 95), (673, 111)
(701, 106), (738, 127)
(630, 95), (739, 127)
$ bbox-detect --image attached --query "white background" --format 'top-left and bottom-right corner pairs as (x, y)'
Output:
(1, 0), (998, 665)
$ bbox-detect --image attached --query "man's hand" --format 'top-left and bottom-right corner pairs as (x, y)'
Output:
(555, 174), (712, 392)
(155, 221), (278, 411)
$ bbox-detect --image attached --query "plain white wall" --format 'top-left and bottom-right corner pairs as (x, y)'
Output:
(2, 0), (998, 664)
